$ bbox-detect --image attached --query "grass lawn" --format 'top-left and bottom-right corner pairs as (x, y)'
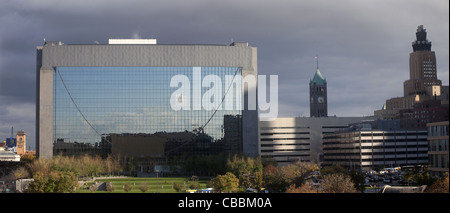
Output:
(76, 177), (211, 193)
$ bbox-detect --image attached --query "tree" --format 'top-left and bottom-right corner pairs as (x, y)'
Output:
(13, 166), (31, 180)
(349, 170), (366, 193)
(262, 161), (319, 193)
(426, 172), (449, 193)
(27, 171), (77, 193)
(55, 171), (77, 193)
(209, 172), (239, 193)
(27, 172), (46, 193)
(226, 155), (263, 189)
(263, 164), (289, 192)
(285, 180), (318, 193)
(320, 173), (357, 193)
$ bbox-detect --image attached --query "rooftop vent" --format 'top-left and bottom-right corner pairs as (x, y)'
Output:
(108, 39), (157, 44)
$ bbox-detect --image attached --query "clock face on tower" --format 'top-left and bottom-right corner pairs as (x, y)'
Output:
(18, 137), (24, 148)
(317, 96), (324, 103)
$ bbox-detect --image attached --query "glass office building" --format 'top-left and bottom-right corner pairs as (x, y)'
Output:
(53, 66), (242, 158)
(36, 39), (259, 159)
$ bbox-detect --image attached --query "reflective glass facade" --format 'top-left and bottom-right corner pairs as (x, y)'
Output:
(53, 66), (243, 158)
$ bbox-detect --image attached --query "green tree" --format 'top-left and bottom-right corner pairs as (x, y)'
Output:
(55, 171), (77, 193)
(226, 155), (263, 189)
(349, 170), (366, 193)
(27, 172), (46, 193)
(44, 174), (57, 193)
(27, 171), (77, 193)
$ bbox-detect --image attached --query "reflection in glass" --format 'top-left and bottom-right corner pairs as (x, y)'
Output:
(53, 67), (242, 159)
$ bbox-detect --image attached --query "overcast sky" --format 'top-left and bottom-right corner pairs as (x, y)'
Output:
(0, 0), (448, 150)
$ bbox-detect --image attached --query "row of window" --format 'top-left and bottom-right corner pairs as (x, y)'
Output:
(428, 139), (449, 151)
(324, 145), (428, 151)
(261, 149), (310, 153)
(325, 157), (428, 162)
(323, 140), (427, 146)
(429, 154), (449, 169)
(261, 138), (310, 141)
(325, 151), (428, 156)
(360, 132), (428, 136)
(260, 132), (309, 135)
(261, 143), (310, 147)
(428, 124), (449, 137)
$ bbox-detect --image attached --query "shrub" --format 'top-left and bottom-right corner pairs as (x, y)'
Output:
(173, 182), (183, 192)
(189, 181), (200, 190)
(139, 183), (149, 193)
(123, 183), (133, 192)
(106, 182), (114, 192)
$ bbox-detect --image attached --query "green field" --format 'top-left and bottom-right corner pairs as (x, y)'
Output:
(76, 177), (211, 193)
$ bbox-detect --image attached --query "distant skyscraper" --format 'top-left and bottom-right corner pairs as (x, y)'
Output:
(404, 25), (442, 97)
(310, 56), (328, 117)
(376, 25), (448, 119)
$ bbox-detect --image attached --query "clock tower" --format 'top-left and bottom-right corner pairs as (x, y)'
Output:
(16, 130), (26, 156)
(310, 56), (328, 117)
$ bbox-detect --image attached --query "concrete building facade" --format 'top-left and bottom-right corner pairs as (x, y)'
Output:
(259, 116), (375, 166)
(323, 124), (428, 171)
(427, 121), (449, 177)
(36, 39), (258, 159)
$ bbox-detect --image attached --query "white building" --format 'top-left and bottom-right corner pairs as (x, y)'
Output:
(0, 148), (20, 162)
(259, 116), (376, 166)
(323, 124), (428, 171)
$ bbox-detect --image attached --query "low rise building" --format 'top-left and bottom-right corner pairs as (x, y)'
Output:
(0, 148), (20, 162)
(259, 116), (376, 166)
(323, 122), (428, 171)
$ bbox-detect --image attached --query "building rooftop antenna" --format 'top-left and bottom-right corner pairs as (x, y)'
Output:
(315, 54), (319, 70)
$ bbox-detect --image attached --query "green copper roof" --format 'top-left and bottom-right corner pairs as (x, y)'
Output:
(310, 68), (326, 86)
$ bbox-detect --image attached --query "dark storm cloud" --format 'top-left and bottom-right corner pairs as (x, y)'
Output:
(0, 0), (448, 148)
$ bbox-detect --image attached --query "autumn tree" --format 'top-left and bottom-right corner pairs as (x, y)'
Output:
(226, 155), (263, 190)
(285, 180), (318, 193)
(209, 172), (239, 193)
(263, 164), (288, 192)
(320, 173), (357, 193)
(263, 161), (319, 192)
(426, 172), (449, 193)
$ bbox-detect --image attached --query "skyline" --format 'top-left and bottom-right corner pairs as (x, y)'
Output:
(0, 0), (449, 150)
